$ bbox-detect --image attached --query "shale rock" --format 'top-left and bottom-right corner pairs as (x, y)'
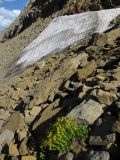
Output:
(91, 89), (117, 105)
(0, 120), (4, 129)
(7, 141), (19, 156)
(1, 112), (27, 132)
(89, 116), (116, 146)
(32, 53), (87, 105)
(19, 138), (29, 155)
(18, 130), (27, 141)
(112, 121), (120, 133)
(115, 100), (120, 109)
(68, 98), (106, 125)
(0, 129), (14, 146)
(21, 156), (36, 160)
(69, 139), (81, 155)
(77, 60), (97, 80)
(85, 150), (110, 160)
(112, 68), (120, 81)
(59, 152), (74, 160)
(32, 99), (61, 132)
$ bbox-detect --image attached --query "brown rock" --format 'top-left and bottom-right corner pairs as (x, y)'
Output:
(112, 121), (120, 133)
(0, 84), (9, 96)
(32, 99), (61, 131)
(0, 95), (17, 110)
(9, 89), (20, 101)
(25, 115), (35, 124)
(0, 109), (10, 121)
(7, 141), (19, 156)
(112, 69), (120, 81)
(1, 112), (27, 132)
(70, 139), (81, 155)
(86, 45), (101, 54)
(89, 116), (116, 146)
(107, 28), (120, 46)
(24, 108), (38, 124)
(15, 77), (33, 90)
(64, 80), (70, 89)
(100, 81), (120, 91)
(95, 33), (107, 47)
(11, 157), (19, 160)
(18, 130), (27, 141)
(106, 46), (120, 57)
(96, 72), (106, 81)
(0, 120), (4, 129)
(78, 85), (91, 99)
(21, 156), (36, 160)
(19, 138), (29, 155)
(57, 91), (68, 98)
(77, 60), (97, 80)
(32, 53), (88, 105)
(89, 133), (116, 146)
(0, 154), (5, 160)
(95, 89), (117, 105)
(30, 106), (42, 116)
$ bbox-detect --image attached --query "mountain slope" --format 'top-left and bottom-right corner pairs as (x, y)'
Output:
(0, 20), (120, 159)
(0, 1), (120, 159)
(6, 8), (120, 77)
(0, 0), (120, 42)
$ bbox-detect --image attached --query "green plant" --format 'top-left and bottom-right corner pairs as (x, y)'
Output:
(41, 117), (90, 154)
(40, 151), (45, 160)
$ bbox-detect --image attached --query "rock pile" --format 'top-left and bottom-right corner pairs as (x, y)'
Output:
(0, 16), (120, 159)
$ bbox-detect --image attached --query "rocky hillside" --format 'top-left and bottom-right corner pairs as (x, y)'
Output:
(0, 0), (120, 160)
(0, 0), (119, 82)
(0, 0), (120, 42)
(0, 14), (120, 160)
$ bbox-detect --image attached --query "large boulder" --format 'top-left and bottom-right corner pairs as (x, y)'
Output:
(67, 97), (106, 125)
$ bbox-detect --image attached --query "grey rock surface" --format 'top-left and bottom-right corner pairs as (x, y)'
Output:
(1, 112), (27, 132)
(59, 152), (74, 160)
(0, 120), (4, 130)
(85, 150), (110, 160)
(0, 129), (14, 146)
(89, 116), (116, 145)
(115, 100), (120, 109)
(67, 98), (106, 125)
(89, 133), (116, 146)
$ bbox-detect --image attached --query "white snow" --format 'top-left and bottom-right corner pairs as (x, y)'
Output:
(10, 8), (120, 73)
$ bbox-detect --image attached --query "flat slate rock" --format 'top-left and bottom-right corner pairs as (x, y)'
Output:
(0, 129), (14, 146)
(68, 98), (106, 125)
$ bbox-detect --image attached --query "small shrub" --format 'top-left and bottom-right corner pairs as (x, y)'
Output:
(41, 117), (90, 155)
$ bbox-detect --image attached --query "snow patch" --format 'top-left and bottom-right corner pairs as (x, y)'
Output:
(8, 8), (120, 74)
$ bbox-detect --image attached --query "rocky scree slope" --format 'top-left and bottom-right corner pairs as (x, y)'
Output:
(6, 8), (120, 77)
(0, 0), (120, 42)
(0, 0), (120, 82)
(0, 15), (120, 160)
